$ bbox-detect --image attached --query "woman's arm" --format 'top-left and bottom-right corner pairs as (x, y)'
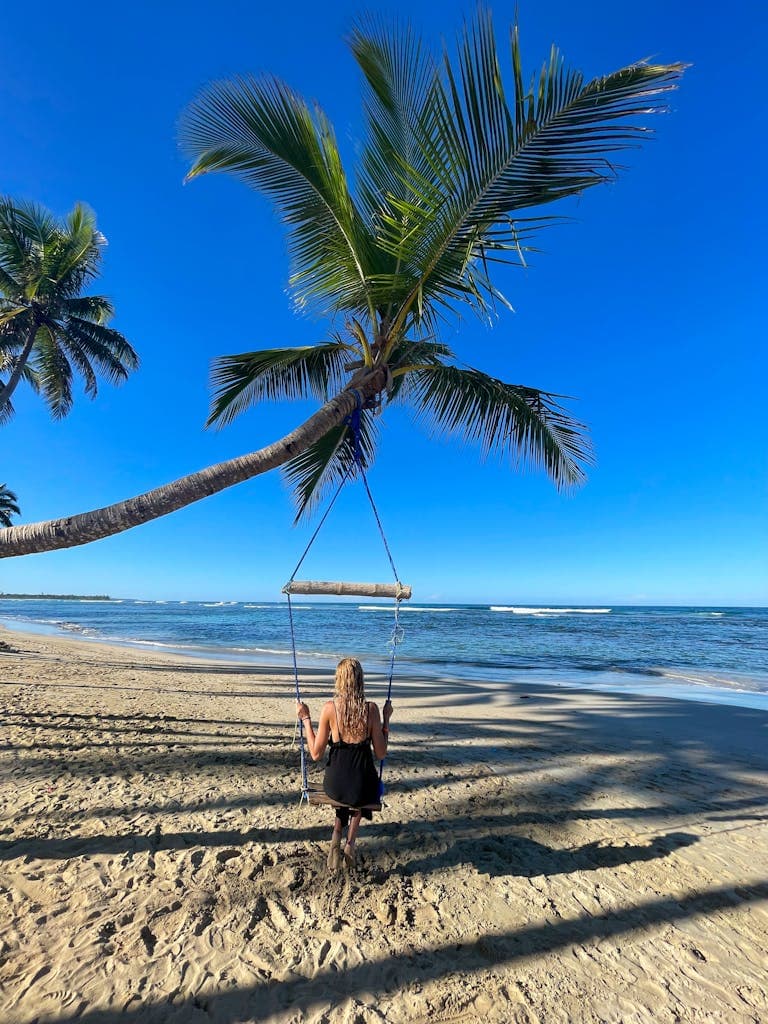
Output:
(296, 700), (332, 761)
(370, 701), (392, 761)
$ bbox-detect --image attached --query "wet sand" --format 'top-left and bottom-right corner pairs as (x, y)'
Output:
(1, 625), (767, 1023)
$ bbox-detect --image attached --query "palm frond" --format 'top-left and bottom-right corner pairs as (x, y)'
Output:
(8, 200), (59, 250)
(50, 205), (104, 295)
(0, 342), (41, 392)
(63, 338), (99, 397)
(61, 318), (139, 383)
(404, 362), (592, 489)
(0, 308), (34, 358)
(353, 11), (686, 335)
(282, 408), (379, 521)
(349, 16), (443, 310)
(63, 295), (115, 324)
(384, 335), (454, 400)
(0, 483), (20, 509)
(0, 303), (27, 328)
(0, 389), (15, 423)
(0, 199), (36, 284)
(180, 77), (376, 318)
(0, 483), (21, 526)
(3, 201), (61, 301)
(207, 342), (351, 428)
(388, 336), (454, 369)
(32, 325), (74, 419)
(351, 16), (439, 209)
(0, 264), (23, 298)
(20, 359), (40, 392)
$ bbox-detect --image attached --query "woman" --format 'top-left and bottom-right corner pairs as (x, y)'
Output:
(297, 657), (392, 870)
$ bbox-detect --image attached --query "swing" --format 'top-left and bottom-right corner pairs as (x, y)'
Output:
(283, 390), (411, 809)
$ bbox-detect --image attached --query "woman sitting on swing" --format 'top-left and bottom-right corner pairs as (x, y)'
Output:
(297, 657), (392, 870)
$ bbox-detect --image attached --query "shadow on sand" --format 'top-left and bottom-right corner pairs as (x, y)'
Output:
(33, 879), (768, 1024)
(4, 664), (768, 1022)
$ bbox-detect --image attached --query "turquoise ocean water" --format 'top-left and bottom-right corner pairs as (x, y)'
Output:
(1, 599), (766, 711)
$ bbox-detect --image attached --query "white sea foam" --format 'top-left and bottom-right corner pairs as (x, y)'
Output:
(658, 668), (766, 694)
(490, 606), (611, 615)
(57, 621), (97, 636)
(232, 646), (291, 655)
(358, 605), (457, 612)
(115, 638), (180, 648)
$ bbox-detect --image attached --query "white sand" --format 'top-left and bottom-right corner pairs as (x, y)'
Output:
(0, 625), (767, 1023)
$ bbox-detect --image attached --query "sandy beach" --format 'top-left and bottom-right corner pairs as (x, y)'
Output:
(0, 624), (767, 1024)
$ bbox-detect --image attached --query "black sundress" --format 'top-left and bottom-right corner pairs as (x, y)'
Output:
(323, 701), (379, 815)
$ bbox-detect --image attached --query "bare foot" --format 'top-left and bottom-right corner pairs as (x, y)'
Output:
(327, 835), (341, 871)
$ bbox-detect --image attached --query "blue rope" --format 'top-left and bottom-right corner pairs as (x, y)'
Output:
(286, 591), (309, 801)
(359, 470), (400, 582)
(378, 596), (403, 798)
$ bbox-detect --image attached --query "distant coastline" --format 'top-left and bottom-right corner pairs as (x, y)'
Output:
(0, 593), (112, 601)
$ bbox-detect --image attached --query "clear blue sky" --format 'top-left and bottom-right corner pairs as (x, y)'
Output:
(2, 0), (766, 605)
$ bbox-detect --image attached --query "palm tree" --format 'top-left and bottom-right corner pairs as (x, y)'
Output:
(0, 484), (20, 528)
(0, 198), (139, 421)
(0, 11), (685, 558)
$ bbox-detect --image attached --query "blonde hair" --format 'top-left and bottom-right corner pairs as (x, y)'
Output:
(334, 657), (367, 738)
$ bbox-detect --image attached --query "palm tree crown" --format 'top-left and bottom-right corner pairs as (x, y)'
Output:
(0, 198), (139, 421)
(180, 10), (685, 519)
(0, 11), (686, 562)
(0, 484), (20, 528)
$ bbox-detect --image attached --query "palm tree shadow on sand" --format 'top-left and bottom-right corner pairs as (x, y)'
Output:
(35, 877), (768, 1024)
(396, 830), (699, 878)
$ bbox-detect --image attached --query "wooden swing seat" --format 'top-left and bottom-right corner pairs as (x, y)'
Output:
(307, 788), (382, 813)
(283, 580), (411, 600)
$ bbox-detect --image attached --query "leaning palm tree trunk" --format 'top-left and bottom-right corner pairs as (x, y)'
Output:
(0, 377), (382, 558)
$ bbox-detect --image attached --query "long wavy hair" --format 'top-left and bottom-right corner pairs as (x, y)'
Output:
(334, 657), (367, 738)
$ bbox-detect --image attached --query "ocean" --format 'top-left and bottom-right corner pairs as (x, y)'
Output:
(1, 599), (767, 711)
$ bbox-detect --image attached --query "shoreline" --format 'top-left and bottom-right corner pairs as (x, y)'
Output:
(3, 623), (768, 767)
(1, 625), (767, 1021)
(3, 611), (768, 714)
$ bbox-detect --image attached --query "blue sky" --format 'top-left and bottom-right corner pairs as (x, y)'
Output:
(1, 0), (766, 605)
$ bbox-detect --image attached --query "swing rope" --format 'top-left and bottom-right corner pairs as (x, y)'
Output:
(347, 392), (400, 583)
(284, 389), (406, 804)
(378, 596), (403, 795)
(286, 593), (309, 799)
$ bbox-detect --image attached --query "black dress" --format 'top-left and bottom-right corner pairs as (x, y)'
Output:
(323, 701), (380, 814)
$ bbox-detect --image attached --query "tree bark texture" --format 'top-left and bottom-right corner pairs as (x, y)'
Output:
(283, 581), (411, 599)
